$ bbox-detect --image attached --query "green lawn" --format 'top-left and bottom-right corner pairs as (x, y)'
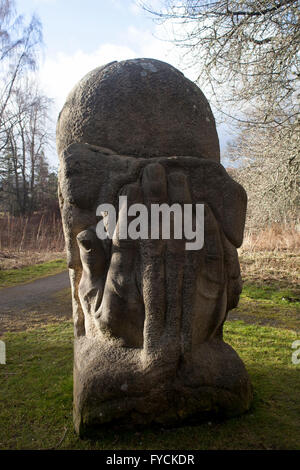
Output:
(0, 259), (67, 288)
(0, 319), (299, 450)
(241, 283), (299, 306)
(230, 282), (300, 331)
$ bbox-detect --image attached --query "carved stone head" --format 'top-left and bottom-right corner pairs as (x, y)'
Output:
(57, 58), (252, 436)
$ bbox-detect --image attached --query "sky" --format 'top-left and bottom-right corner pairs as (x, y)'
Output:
(16, 0), (231, 167)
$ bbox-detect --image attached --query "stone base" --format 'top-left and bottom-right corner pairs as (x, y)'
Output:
(74, 336), (253, 437)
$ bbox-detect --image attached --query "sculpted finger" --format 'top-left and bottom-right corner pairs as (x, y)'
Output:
(141, 163), (167, 358)
(142, 162), (168, 206)
(168, 171), (192, 205)
(76, 228), (106, 334)
(113, 182), (144, 248)
(163, 172), (191, 347)
(95, 182), (145, 348)
(166, 171), (191, 250)
(191, 203), (226, 346)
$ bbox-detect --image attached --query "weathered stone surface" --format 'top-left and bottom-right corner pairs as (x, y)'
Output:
(57, 58), (220, 161)
(57, 59), (252, 436)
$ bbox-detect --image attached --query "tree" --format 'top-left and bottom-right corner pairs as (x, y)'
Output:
(0, 0), (42, 152)
(34, 159), (59, 214)
(226, 121), (299, 229)
(143, 1), (300, 227)
(0, 80), (53, 214)
(0, 1), (55, 215)
(142, 0), (300, 127)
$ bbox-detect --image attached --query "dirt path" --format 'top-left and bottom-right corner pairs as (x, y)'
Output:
(0, 271), (72, 335)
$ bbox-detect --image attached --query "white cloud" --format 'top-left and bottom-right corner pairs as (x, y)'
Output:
(39, 43), (138, 115)
(39, 24), (186, 117)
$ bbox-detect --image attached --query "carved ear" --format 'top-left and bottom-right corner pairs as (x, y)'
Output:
(188, 160), (247, 248)
(219, 174), (247, 248)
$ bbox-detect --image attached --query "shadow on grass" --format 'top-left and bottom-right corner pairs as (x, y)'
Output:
(0, 320), (299, 450)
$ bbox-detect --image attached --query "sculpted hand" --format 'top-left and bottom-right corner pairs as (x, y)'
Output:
(76, 161), (228, 361)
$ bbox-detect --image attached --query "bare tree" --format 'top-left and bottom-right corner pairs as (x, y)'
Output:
(0, 1), (56, 215)
(142, 0), (300, 127)
(226, 118), (299, 229)
(0, 80), (53, 214)
(0, 0), (42, 151)
(143, 1), (300, 227)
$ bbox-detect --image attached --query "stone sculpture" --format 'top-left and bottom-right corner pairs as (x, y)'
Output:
(57, 58), (252, 436)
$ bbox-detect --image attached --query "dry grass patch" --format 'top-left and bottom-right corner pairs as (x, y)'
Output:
(0, 212), (64, 253)
(0, 250), (65, 270)
(239, 250), (299, 289)
(0, 211), (66, 271)
(242, 224), (300, 252)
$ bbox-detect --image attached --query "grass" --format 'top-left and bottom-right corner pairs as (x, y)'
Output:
(226, 251), (300, 332)
(228, 282), (300, 333)
(230, 297), (300, 332)
(0, 259), (67, 288)
(241, 224), (300, 252)
(0, 320), (299, 450)
(0, 250), (66, 271)
(242, 283), (300, 305)
(239, 250), (299, 290)
(0, 287), (72, 335)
